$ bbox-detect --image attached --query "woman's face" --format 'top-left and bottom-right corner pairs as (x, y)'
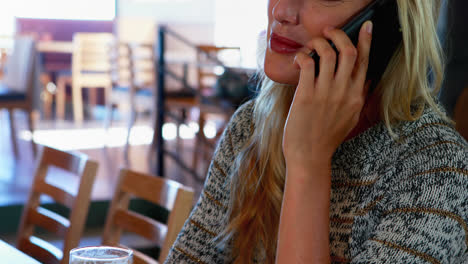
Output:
(265, 0), (373, 85)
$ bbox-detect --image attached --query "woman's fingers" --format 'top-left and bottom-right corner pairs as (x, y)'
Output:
(323, 27), (358, 84)
(293, 21), (372, 105)
(353, 21), (373, 86)
(305, 37), (337, 99)
(293, 52), (316, 99)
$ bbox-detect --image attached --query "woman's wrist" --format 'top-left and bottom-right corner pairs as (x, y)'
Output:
(284, 147), (335, 167)
(286, 154), (332, 173)
(285, 157), (332, 186)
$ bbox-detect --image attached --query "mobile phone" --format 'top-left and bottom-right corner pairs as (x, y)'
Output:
(309, 0), (402, 91)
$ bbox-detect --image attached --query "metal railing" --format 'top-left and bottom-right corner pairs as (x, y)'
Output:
(153, 25), (233, 179)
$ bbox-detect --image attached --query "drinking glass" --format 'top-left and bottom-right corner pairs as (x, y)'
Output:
(69, 246), (133, 264)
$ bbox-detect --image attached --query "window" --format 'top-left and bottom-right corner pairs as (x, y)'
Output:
(12, 0), (115, 20)
(0, 0), (115, 38)
(214, 0), (268, 69)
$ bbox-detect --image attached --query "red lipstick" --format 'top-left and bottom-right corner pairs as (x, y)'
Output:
(270, 33), (303, 54)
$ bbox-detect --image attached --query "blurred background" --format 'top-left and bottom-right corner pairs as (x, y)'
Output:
(0, 1), (269, 257)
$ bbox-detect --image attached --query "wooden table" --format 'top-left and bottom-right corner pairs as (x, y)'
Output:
(0, 239), (41, 264)
(35, 41), (74, 119)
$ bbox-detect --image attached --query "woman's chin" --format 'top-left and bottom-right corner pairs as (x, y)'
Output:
(264, 53), (300, 85)
(264, 69), (299, 86)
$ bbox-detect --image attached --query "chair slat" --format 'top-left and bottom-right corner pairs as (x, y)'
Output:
(102, 168), (194, 263)
(18, 236), (62, 264)
(28, 207), (70, 237)
(113, 209), (167, 243)
(120, 169), (181, 209)
(16, 146), (98, 264)
(40, 147), (86, 176)
(158, 187), (194, 262)
(35, 181), (75, 208)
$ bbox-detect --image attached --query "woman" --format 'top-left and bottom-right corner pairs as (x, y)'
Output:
(165, 0), (468, 263)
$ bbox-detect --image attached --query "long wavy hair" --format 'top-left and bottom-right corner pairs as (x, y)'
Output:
(218, 1), (446, 263)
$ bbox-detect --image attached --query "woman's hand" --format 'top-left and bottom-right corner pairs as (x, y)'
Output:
(276, 21), (373, 264)
(282, 21), (373, 169)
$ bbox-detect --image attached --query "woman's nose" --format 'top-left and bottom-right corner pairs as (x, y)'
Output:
(272, 0), (300, 25)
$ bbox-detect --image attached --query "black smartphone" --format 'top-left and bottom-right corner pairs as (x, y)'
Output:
(309, 0), (402, 91)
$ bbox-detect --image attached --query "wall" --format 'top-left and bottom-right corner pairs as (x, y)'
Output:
(117, 0), (268, 69)
(117, 0), (216, 45)
(118, 0), (215, 24)
(214, 0), (268, 69)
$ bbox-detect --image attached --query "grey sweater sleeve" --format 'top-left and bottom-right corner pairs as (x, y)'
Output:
(164, 101), (254, 264)
(351, 131), (468, 263)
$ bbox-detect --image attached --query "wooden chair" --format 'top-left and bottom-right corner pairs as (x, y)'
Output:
(56, 33), (114, 122)
(0, 36), (38, 158)
(454, 86), (468, 141)
(107, 41), (196, 157)
(105, 41), (131, 127)
(16, 146), (99, 264)
(102, 168), (194, 264)
(195, 45), (241, 96)
(105, 42), (156, 149)
(192, 44), (242, 172)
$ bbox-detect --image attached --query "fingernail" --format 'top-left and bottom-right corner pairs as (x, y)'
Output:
(366, 21), (373, 34)
(293, 55), (300, 69)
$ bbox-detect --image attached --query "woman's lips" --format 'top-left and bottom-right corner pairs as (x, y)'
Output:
(270, 33), (304, 54)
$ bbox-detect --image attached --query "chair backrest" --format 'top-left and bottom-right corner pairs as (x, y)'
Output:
(110, 42), (156, 112)
(4, 36), (36, 95)
(72, 33), (115, 75)
(102, 168), (194, 264)
(110, 42), (132, 88)
(195, 45), (241, 96)
(129, 43), (155, 89)
(111, 42), (155, 89)
(16, 146), (98, 264)
(109, 41), (155, 112)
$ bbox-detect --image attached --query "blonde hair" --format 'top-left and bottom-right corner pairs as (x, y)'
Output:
(218, 0), (446, 263)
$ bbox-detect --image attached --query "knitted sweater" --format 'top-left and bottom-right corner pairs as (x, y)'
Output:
(165, 100), (468, 264)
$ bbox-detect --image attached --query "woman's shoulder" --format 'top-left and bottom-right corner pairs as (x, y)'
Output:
(224, 99), (255, 148)
(383, 107), (468, 242)
(389, 104), (467, 190)
(396, 104), (468, 154)
(229, 99), (255, 128)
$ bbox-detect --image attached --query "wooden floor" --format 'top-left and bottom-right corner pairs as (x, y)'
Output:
(0, 108), (209, 209)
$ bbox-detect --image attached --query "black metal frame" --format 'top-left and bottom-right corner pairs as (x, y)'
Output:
(154, 25), (232, 179)
(155, 25), (166, 177)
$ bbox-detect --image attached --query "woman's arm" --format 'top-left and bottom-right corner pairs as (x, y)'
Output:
(277, 21), (373, 263)
(276, 161), (332, 263)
